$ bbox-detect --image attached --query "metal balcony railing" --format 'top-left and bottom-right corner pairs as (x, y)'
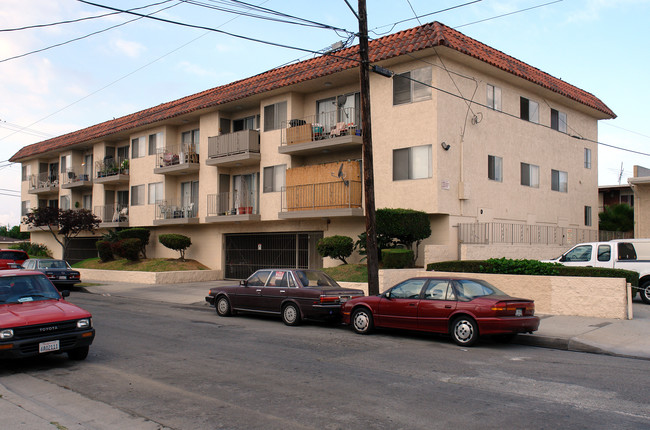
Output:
(206, 191), (259, 216)
(281, 180), (362, 212)
(280, 107), (361, 146)
(207, 129), (260, 159)
(62, 165), (92, 185)
(155, 199), (197, 220)
(28, 172), (59, 190)
(95, 157), (129, 178)
(94, 204), (128, 223)
(156, 144), (199, 167)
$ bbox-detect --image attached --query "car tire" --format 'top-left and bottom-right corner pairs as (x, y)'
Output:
(640, 281), (650, 305)
(282, 303), (301, 326)
(451, 316), (479, 347)
(351, 307), (374, 335)
(67, 346), (89, 361)
(216, 296), (232, 317)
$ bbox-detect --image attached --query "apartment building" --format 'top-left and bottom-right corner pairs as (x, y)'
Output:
(12, 21), (615, 276)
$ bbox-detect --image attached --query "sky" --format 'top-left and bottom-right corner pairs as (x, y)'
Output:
(1, 0), (649, 227)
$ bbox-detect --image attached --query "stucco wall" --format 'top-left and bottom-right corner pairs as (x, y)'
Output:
(77, 268), (221, 284)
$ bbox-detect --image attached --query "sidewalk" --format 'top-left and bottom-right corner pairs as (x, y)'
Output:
(78, 281), (650, 360)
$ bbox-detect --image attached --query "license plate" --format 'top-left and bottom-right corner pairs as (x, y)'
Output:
(59, 275), (67, 280)
(339, 297), (349, 303)
(515, 308), (523, 317)
(39, 340), (60, 353)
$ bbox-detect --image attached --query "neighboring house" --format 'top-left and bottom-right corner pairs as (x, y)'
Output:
(599, 184), (634, 213)
(628, 165), (650, 238)
(11, 21), (615, 276)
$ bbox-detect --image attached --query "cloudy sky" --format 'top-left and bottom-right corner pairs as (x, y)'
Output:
(1, 0), (648, 227)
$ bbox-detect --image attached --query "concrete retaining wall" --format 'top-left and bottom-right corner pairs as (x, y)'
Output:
(77, 268), (222, 284)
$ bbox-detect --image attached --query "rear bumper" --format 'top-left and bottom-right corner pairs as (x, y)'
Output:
(0, 329), (95, 359)
(477, 316), (540, 335)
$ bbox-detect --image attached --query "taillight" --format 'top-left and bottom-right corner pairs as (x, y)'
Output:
(317, 295), (340, 305)
(491, 301), (534, 316)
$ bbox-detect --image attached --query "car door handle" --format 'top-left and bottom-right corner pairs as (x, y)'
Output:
(256, 289), (262, 293)
(445, 305), (452, 309)
(280, 290), (286, 293)
(408, 303), (417, 307)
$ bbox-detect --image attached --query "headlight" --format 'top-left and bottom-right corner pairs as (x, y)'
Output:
(0, 329), (14, 339)
(77, 318), (91, 329)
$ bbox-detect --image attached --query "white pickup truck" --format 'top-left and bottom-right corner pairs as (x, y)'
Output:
(544, 240), (650, 304)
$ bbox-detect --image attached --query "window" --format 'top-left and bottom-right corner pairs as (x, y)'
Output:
(60, 154), (71, 174)
(182, 129), (200, 154)
(233, 116), (258, 132)
(148, 182), (163, 204)
(263, 101), (287, 131)
(564, 245), (592, 262)
(597, 245), (611, 262)
(584, 148), (592, 169)
(82, 194), (92, 210)
(520, 162), (539, 188)
(247, 270), (272, 286)
(21, 165), (31, 181)
(263, 164), (286, 193)
(117, 190), (129, 208)
(551, 169), (568, 193)
(551, 109), (567, 133)
(393, 145), (432, 180)
(131, 137), (145, 159)
(316, 93), (360, 130)
(423, 280), (455, 300)
(393, 66), (432, 105)
(488, 155), (503, 182)
(520, 97), (539, 123)
(131, 185), (145, 206)
(486, 84), (502, 111)
(48, 199), (58, 209)
(60, 195), (70, 211)
(117, 146), (129, 162)
(584, 206), (592, 226)
(389, 279), (427, 299)
(148, 132), (164, 156)
(21, 201), (29, 217)
(83, 154), (93, 178)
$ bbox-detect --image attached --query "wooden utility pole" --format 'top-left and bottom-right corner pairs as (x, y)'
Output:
(358, 0), (380, 296)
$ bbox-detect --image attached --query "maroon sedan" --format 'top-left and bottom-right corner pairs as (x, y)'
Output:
(206, 269), (364, 326)
(341, 277), (539, 346)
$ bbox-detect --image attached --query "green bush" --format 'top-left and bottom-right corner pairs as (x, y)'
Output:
(96, 240), (114, 262)
(115, 238), (141, 261)
(159, 234), (192, 260)
(10, 242), (51, 257)
(382, 248), (414, 269)
(427, 258), (639, 286)
(317, 235), (354, 264)
(118, 228), (150, 258)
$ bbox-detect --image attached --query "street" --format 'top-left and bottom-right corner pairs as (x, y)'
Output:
(2, 293), (650, 430)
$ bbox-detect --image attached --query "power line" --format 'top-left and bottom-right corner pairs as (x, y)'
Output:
(0, 10), (122, 32)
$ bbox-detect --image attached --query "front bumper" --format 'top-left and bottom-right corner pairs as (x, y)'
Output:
(0, 329), (95, 359)
(205, 295), (215, 305)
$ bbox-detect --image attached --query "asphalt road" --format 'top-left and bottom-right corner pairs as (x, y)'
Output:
(2, 293), (650, 430)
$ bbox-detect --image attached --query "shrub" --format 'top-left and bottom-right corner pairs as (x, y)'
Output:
(159, 234), (192, 261)
(317, 235), (354, 264)
(118, 228), (150, 258)
(118, 238), (141, 261)
(96, 240), (114, 262)
(382, 248), (414, 269)
(10, 242), (51, 257)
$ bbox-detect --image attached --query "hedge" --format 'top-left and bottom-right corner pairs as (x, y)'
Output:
(382, 249), (414, 269)
(111, 238), (141, 261)
(117, 228), (150, 258)
(96, 240), (113, 262)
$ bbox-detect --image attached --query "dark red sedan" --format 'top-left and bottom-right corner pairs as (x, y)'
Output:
(341, 277), (539, 346)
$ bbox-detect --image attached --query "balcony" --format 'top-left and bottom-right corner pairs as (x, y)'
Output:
(279, 109), (362, 156)
(153, 144), (200, 176)
(153, 199), (199, 226)
(28, 173), (59, 195)
(205, 191), (260, 223)
(206, 130), (260, 167)
(94, 158), (130, 185)
(61, 165), (92, 190)
(279, 180), (363, 219)
(95, 204), (129, 228)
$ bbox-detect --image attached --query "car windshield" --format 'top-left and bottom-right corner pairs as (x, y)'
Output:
(0, 251), (26, 260)
(294, 270), (339, 288)
(454, 279), (507, 301)
(0, 275), (61, 304)
(40, 260), (70, 269)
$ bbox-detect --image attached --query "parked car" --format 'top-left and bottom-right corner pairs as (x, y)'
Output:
(206, 269), (365, 326)
(22, 259), (81, 289)
(0, 249), (28, 270)
(0, 270), (95, 360)
(543, 239), (650, 304)
(341, 277), (539, 346)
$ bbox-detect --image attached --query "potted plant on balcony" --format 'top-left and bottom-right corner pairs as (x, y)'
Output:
(120, 159), (129, 174)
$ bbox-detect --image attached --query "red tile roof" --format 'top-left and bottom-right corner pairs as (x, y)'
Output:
(10, 21), (615, 162)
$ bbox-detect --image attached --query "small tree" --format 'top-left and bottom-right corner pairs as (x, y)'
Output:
(159, 234), (192, 261)
(23, 207), (101, 260)
(599, 203), (634, 233)
(317, 235), (354, 264)
(118, 228), (150, 258)
(376, 208), (432, 264)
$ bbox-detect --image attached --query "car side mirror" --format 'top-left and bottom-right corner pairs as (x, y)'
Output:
(61, 290), (70, 298)
(240, 279), (248, 287)
(559, 255), (566, 262)
(384, 291), (391, 299)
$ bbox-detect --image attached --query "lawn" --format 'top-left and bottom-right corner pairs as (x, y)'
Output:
(73, 258), (209, 272)
(322, 264), (368, 283)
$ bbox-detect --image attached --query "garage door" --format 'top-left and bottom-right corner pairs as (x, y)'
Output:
(225, 232), (323, 279)
(66, 237), (99, 265)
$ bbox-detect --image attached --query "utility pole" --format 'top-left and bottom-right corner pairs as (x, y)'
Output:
(358, 0), (380, 296)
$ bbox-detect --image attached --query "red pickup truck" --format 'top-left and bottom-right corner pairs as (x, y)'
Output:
(0, 270), (95, 360)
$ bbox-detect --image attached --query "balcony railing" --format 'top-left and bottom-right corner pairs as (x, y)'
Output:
(206, 191), (259, 216)
(280, 107), (361, 146)
(94, 204), (129, 223)
(95, 157), (129, 178)
(28, 172), (59, 192)
(281, 180), (362, 212)
(155, 199), (197, 220)
(458, 222), (599, 246)
(62, 165), (92, 186)
(156, 144), (199, 168)
(207, 129), (260, 159)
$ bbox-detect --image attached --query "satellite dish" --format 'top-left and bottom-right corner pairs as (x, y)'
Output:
(334, 163), (349, 187)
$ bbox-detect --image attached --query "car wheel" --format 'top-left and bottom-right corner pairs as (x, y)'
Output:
(282, 303), (301, 326)
(67, 346), (89, 361)
(351, 307), (374, 335)
(640, 281), (650, 305)
(216, 296), (232, 317)
(451, 316), (479, 347)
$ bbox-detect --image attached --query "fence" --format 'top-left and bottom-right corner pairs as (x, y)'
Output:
(458, 222), (601, 246)
(281, 180), (362, 212)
